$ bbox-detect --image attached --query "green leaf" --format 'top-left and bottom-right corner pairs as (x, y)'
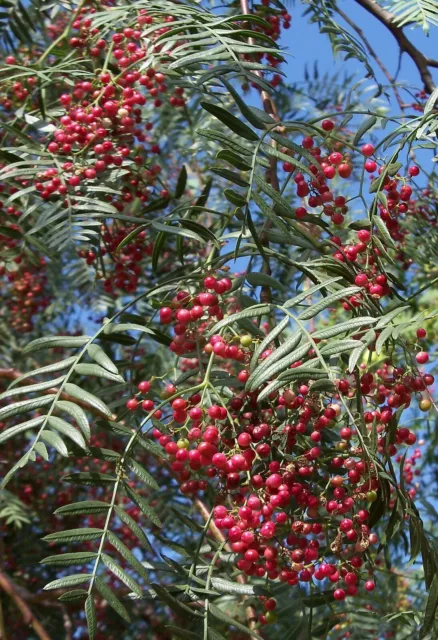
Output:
(114, 506), (152, 553)
(349, 330), (376, 372)
(34, 442), (49, 461)
(115, 224), (148, 252)
(0, 225), (22, 239)
(0, 395), (53, 421)
(1, 452), (32, 488)
(250, 316), (289, 370)
(0, 376), (66, 401)
(386, 161), (403, 176)
(151, 583), (201, 619)
(211, 166), (249, 187)
(23, 336), (91, 354)
(107, 531), (150, 582)
(179, 219), (220, 248)
(101, 553), (143, 597)
(257, 366), (325, 401)
(85, 595), (97, 640)
(224, 188), (247, 206)
(246, 272), (286, 291)
(298, 287), (361, 321)
(198, 129), (252, 157)
(208, 304), (273, 335)
(252, 342), (314, 394)
(58, 590), (88, 603)
(375, 325), (394, 355)
(283, 278), (343, 309)
(124, 484), (162, 527)
(373, 215), (397, 250)
(41, 552), (97, 566)
(152, 231), (166, 273)
(0, 416), (45, 444)
(171, 507), (203, 532)
(87, 344), (119, 374)
(63, 472), (116, 486)
(74, 363), (124, 383)
(308, 379), (336, 394)
(200, 102), (259, 141)
(209, 603), (263, 639)
(246, 330), (302, 391)
(44, 574), (92, 591)
(55, 401), (91, 441)
(8, 358), (77, 388)
(43, 528), (104, 544)
(151, 220), (206, 244)
(95, 577), (130, 622)
(126, 458), (160, 491)
(47, 416), (86, 449)
(165, 628), (202, 640)
(40, 430), (68, 457)
(220, 77), (268, 129)
(319, 339), (363, 356)
(55, 501), (110, 516)
(353, 116), (378, 145)
(312, 316), (378, 340)
(175, 165), (187, 198)
(217, 149), (252, 171)
(409, 515), (423, 564)
(210, 577), (265, 595)
(64, 383), (113, 418)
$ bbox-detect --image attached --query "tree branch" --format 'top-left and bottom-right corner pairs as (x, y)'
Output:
(354, 0), (436, 93)
(194, 498), (258, 633)
(239, 0), (283, 304)
(0, 572), (52, 640)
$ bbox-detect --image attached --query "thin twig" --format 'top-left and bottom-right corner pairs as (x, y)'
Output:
(336, 5), (405, 109)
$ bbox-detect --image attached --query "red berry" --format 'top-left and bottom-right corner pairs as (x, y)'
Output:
(355, 273), (369, 287)
(361, 143), (375, 157)
(364, 160), (377, 173)
(357, 229), (371, 243)
(159, 307), (173, 324)
(321, 119), (335, 131)
(338, 163), (352, 178)
(416, 351), (429, 364)
(138, 380), (151, 393)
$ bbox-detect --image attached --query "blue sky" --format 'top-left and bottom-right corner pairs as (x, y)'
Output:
(282, 2), (438, 93)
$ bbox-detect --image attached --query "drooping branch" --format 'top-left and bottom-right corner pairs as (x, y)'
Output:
(354, 0), (437, 93)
